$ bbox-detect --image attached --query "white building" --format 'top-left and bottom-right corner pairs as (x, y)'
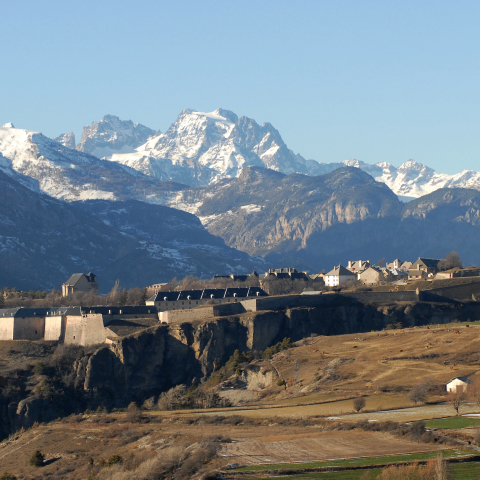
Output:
(325, 265), (356, 287)
(446, 377), (473, 393)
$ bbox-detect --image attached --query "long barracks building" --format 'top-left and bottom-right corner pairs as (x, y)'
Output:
(146, 287), (268, 311)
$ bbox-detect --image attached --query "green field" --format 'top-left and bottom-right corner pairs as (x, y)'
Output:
(425, 416), (480, 429)
(233, 449), (470, 473)
(253, 461), (480, 479)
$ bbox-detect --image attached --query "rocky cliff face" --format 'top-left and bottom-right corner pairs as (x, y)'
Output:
(168, 166), (402, 256)
(3, 298), (480, 437)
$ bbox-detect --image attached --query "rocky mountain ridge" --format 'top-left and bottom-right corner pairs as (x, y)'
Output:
(0, 169), (266, 291)
(165, 167), (480, 268)
(0, 123), (186, 203)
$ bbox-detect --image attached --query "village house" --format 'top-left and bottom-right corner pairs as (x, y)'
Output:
(146, 287), (268, 311)
(436, 266), (480, 280)
(408, 269), (428, 281)
(346, 260), (370, 274)
(358, 266), (385, 285)
(446, 377), (473, 393)
(325, 265), (356, 287)
(262, 268), (309, 280)
(386, 259), (403, 271)
(400, 261), (412, 270)
(411, 258), (442, 276)
(62, 273), (99, 297)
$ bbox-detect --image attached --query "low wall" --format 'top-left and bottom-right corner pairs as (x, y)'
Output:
(64, 314), (106, 346)
(0, 318), (14, 340)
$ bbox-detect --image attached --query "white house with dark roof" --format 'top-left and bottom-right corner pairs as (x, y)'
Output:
(325, 265), (356, 287)
(62, 273), (99, 297)
(446, 377), (473, 393)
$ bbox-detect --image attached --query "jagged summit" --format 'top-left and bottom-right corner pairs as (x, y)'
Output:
(76, 114), (157, 158)
(2, 122), (14, 128)
(107, 108), (326, 186)
(53, 132), (75, 149)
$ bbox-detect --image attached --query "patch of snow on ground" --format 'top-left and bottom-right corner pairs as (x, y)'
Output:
(239, 204), (262, 213)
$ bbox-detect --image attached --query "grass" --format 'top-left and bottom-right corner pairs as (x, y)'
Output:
(425, 416), (480, 429)
(232, 449), (470, 472)
(254, 462), (480, 479)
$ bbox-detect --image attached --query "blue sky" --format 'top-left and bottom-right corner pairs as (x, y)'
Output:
(1, 1), (479, 173)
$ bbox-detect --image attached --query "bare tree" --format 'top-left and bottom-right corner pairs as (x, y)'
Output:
(438, 251), (463, 271)
(353, 397), (366, 412)
(448, 388), (466, 415)
(408, 384), (427, 404)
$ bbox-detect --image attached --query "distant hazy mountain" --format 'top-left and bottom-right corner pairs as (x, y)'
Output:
(0, 169), (266, 290)
(76, 114), (157, 158)
(0, 123), (185, 202)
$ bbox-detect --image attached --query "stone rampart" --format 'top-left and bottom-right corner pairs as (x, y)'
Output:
(64, 314), (106, 346)
(0, 318), (14, 340)
(429, 282), (480, 302)
(13, 317), (45, 340)
(44, 316), (65, 341)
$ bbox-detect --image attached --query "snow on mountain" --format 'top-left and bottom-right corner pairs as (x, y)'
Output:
(106, 108), (326, 186)
(76, 114), (157, 158)
(0, 123), (184, 202)
(346, 158), (480, 199)
(53, 132), (76, 149)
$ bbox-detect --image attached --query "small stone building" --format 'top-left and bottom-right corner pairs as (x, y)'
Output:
(358, 266), (383, 285)
(446, 377), (473, 393)
(62, 273), (99, 297)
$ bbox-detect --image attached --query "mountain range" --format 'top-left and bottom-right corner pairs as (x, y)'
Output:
(2, 109), (480, 290)
(0, 169), (266, 291)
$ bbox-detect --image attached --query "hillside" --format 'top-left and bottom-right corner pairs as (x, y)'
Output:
(0, 170), (267, 291)
(3, 321), (480, 478)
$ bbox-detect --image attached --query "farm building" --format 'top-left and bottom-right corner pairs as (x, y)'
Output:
(446, 377), (473, 393)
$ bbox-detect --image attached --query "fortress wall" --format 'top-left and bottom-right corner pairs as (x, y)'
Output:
(159, 302), (248, 323)
(64, 314), (106, 346)
(342, 291), (420, 303)
(44, 315), (65, 341)
(102, 313), (158, 325)
(13, 317), (45, 340)
(429, 282), (480, 302)
(0, 318), (14, 340)
(160, 307), (216, 324)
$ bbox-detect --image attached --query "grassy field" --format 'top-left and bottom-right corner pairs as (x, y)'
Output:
(425, 416), (480, 429)
(232, 449), (470, 472)
(253, 462), (480, 480)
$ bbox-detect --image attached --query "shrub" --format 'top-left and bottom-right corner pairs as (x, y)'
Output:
(0, 473), (17, 480)
(276, 379), (284, 386)
(29, 450), (45, 467)
(106, 455), (123, 466)
(353, 397), (366, 412)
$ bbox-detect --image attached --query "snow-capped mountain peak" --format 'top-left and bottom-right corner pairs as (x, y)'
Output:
(76, 114), (157, 158)
(105, 108), (327, 186)
(2, 122), (14, 128)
